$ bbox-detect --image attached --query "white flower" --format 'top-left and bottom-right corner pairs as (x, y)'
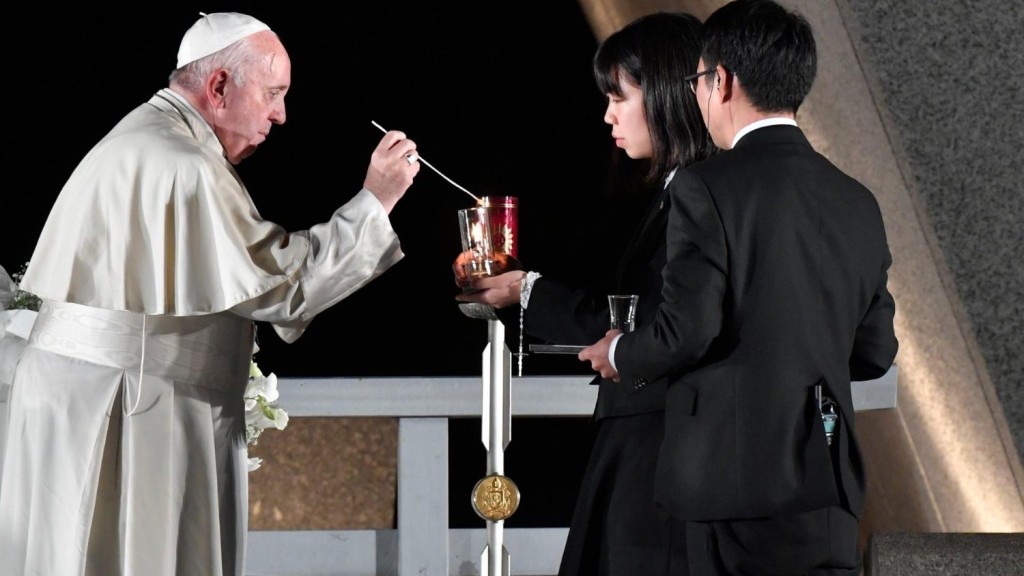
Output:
(1, 262), (41, 312)
(246, 363), (280, 403)
(0, 265), (16, 310)
(244, 359), (288, 472)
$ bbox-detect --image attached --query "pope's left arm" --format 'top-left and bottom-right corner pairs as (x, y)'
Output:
(231, 188), (404, 342)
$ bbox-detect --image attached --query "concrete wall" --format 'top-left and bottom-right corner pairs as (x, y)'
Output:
(798, 0), (1024, 534)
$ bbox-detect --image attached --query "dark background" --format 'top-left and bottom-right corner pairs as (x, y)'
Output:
(7, 2), (651, 378)
(6, 3), (655, 527)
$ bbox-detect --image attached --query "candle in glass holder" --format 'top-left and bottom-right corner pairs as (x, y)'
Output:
(454, 197), (521, 293)
(477, 195), (518, 259)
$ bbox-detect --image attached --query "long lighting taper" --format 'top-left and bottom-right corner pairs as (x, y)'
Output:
(370, 120), (480, 202)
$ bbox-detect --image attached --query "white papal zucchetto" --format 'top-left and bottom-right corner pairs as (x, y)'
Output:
(176, 12), (271, 69)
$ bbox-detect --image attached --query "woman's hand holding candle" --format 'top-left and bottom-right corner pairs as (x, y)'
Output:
(455, 270), (526, 308)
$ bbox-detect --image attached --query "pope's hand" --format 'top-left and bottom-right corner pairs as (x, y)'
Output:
(363, 130), (420, 213)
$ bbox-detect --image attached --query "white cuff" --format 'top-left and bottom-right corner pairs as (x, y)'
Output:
(609, 333), (623, 372)
(519, 271), (541, 309)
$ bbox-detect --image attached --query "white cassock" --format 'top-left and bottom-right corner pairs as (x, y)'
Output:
(0, 88), (403, 576)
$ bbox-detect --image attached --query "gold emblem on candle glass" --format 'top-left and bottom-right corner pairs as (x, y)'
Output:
(471, 474), (520, 521)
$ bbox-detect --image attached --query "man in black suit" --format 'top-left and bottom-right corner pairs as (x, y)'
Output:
(580, 1), (899, 574)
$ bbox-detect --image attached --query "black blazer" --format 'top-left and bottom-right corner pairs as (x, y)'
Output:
(518, 181), (672, 419)
(615, 126), (898, 521)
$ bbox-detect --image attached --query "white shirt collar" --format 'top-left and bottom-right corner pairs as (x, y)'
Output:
(664, 167), (678, 189)
(731, 117), (798, 148)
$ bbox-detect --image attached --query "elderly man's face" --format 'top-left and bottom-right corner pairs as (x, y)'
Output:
(216, 31), (290, 165)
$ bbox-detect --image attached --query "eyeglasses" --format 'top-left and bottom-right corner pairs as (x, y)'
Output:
(684, 69), (717, 94)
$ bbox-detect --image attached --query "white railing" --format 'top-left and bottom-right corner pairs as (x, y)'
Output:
(246, 368), (898, 576)
(0, 310), (899, 575)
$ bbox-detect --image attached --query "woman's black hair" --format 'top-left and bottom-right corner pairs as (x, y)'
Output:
(593, 12), (716, 182)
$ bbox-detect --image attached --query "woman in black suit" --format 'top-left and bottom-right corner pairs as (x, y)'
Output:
(456, 11), (715, 575)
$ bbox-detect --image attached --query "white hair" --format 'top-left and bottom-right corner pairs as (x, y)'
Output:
(169, 32), (274, 92)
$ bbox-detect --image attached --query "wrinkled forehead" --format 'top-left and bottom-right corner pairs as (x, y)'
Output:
(247, 34), (292, 86)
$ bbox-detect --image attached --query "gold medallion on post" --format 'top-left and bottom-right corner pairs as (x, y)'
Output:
(471, 474), (520, 522)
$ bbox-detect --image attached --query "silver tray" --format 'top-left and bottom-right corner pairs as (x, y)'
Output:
(529, 344), (586, 355)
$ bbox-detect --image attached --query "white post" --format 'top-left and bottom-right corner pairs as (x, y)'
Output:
(459, 303), (519, 576)
(479, 318), (512, 576)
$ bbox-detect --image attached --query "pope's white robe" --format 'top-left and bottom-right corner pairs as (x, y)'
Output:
(0, 88), (403, 576)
